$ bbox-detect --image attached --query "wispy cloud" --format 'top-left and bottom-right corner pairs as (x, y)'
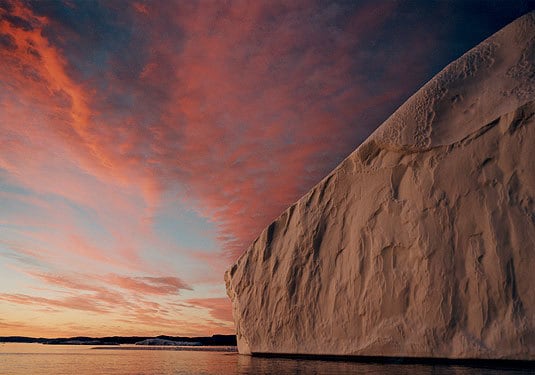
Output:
(0, 293), (112, 314)
(187, 298), (233, 323)
(106, 275), (191, 295)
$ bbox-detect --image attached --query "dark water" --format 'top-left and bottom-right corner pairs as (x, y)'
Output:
(0, 343), (532, 374)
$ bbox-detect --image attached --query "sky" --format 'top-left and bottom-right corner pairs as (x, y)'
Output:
(0, 0), (533, 338)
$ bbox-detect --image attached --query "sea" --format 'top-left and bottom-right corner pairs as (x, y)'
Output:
(0, 343), (533, 375)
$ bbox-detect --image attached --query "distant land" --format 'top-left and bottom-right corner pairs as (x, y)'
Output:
(0, 334), (237, 346)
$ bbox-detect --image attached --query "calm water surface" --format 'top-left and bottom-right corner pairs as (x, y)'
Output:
(0, 343), (532, 375)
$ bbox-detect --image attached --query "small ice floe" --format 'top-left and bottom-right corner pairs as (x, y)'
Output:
(134, 338), (202, 346)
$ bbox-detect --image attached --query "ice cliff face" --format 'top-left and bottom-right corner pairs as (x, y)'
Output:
(225, 13), (535, 360)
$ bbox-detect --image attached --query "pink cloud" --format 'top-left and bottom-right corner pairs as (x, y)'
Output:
(0, 293), (111, 314)
(106, 275), (191, 296)
(0, 0), (412, 266)
(123, 1), (407, 260)
(187, 297), (234, 323)
(27, 271), (190, 297)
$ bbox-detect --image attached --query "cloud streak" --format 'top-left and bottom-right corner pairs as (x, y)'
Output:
(107, 275), (191, 296)
(187, 298), (233, 323)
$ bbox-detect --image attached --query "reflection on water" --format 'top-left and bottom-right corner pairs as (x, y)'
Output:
(0, 343), (531, 375)
(237, 355), (532, 375)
